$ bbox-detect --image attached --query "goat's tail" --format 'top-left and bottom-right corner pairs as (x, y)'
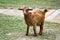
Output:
(44, 9), (48, 13)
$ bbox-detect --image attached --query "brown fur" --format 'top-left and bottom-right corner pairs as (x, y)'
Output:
(19, 7), (48, 36)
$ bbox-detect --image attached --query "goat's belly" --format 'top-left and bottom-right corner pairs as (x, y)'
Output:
(26, 20), (41, 26)
(28, 23), (41, 26)
(26, 22), (33, 26)
(37, 23), (41, 26)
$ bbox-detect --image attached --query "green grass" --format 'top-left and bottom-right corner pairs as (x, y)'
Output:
(0, 0), (60, 9)
(0, 13), (60, 40)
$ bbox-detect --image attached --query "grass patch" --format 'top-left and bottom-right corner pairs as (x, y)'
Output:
(0, 13), (60, 40)
(0, 0), (60, 9)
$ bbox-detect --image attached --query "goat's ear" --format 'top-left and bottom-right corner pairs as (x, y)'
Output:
(28, 9), (33, 10)
(18, 8), (23, 10)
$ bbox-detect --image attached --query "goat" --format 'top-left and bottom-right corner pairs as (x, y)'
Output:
(18, 7), (48, 36)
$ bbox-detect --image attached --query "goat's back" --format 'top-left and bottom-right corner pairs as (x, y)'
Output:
(26, 10), (45, 26)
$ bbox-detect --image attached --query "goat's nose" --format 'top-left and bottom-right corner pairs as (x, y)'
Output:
(24, 11), (27, 14)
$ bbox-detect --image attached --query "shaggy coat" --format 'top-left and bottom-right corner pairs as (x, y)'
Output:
(18, 7), (48, 36)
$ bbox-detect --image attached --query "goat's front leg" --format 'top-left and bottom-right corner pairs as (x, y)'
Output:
(33, 25), (37, 36)
(39, 22), (44, 35)
(26, 25), (29, 36)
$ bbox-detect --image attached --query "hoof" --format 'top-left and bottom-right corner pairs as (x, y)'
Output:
(39, 33), (42, 35)
(26, 34), (28, 36)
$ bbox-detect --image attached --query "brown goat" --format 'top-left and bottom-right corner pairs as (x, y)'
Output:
(18, 7), (48, 36)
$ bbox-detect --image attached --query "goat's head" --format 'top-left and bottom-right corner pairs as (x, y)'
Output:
(18, 7), (33, 14)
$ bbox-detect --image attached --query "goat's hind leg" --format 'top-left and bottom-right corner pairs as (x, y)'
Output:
(33, 25), (37, 36)
(39, 22), (44, 35)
